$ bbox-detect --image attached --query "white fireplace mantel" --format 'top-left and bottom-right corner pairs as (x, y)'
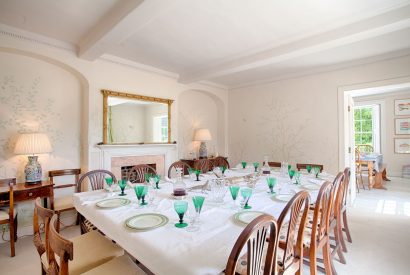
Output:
(96, 143), (178, 176)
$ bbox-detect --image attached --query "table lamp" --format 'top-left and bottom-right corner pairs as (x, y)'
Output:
(14, 133), (52, 183)
(194, 128), (212, 158)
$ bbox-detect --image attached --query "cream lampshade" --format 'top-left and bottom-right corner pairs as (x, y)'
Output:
(14, 133), (52, 183)
(194, 128), (212, 158)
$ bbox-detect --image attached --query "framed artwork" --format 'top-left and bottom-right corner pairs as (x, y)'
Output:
(394, 98), (410, 116)
(395, 117), (410, 135)
(394, 138), (410, 154)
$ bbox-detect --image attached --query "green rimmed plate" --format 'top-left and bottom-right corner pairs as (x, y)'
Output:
(125, 213), (169, 231)
(272, 194), (293, 202)
(96, 198), (131, 208)
(234, 211), (265, 225)
(301, 184), (320, 191)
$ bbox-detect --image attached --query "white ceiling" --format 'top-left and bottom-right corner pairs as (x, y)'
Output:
(1, 0), (409, 88)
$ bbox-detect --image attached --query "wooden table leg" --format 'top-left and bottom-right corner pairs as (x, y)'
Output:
(367, 162), (374, 189)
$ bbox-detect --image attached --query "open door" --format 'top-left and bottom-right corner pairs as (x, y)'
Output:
(345, 94), (357, 203)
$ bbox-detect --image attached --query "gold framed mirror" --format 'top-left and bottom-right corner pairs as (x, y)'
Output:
(102, 89), (173, 144)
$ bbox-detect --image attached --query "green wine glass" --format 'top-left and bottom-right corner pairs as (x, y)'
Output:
(266, 177), (277, 194)
(220, 166), (227, 175)
(253, 162), (259, 172)
(313, 166), (321, 178)
(241, 161), (247, 169)
(118, 180), (127, 196)
(134, 185), (148, 206)
(229, 185), (240, 209)
(289, 169), (296, 181)
(174, 201), (188, 228)
(154, 174), (161, 189)
(288, 164), (292, 172)
(240, 187), (253, 210)
(144, 173), (152, 183)
(194, 169), (201, 181)
(306, 165), (312, 173)
(192, 196), (205, 223)
(105, 177), (114, 195)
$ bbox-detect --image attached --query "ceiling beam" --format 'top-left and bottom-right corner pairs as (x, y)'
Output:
(178, 4), (410, 84)
(78, 0), (180, 61)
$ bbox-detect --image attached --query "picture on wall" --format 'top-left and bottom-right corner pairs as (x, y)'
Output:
(394, 98), (410, 116)
(395, 117), (410, 135)
(394, 138), (410, 154)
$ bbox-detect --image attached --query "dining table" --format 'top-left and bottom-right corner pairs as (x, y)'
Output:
(73, 168), (334, 275)
(357, 153), (389, 189)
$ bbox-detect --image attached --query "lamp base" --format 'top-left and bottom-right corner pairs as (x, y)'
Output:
(25, 156), (42, 183)
(198, 142), (207, 158)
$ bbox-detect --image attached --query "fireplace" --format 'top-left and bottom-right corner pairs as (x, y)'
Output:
(121, 163), (156, 180)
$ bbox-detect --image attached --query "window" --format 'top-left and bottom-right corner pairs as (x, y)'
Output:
(153, 115), (168, 142)
(354, 104), (380, 152)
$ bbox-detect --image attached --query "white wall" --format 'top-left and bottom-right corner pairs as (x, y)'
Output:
(354, 91), (410, 176)
(228, 55), (410, 175)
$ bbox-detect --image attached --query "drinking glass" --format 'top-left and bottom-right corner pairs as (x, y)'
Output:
(240, 187), (253, 209)
(188, 167), (196, 180)
(306, 165), (312, 173)
(289, 169), (296, 181)
(118, 180), (127, 196)
(210, 178), (227, 204)
(195, 169), (201, 181)
(148, 178), (157, 206)
(253, 162), (259, 172)
(134, 185), (148, 206)
(192, 196), (205, 224)
(144, 173), (152, 183)
(213, 166), (223, 178)
(154, 174), (161, 189)
(266, 177), (277, 194)
(105, 177), (114, 196)
(174, 201), (188, 228)
(241, 161), (247, 169)
(229, 185), (240, 209)
(294, 172), (301, 185)
(313, 166), (321, 178)
(220, 166), (227, 176)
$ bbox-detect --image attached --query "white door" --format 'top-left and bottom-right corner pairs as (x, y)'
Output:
(347, 94), (357, 202)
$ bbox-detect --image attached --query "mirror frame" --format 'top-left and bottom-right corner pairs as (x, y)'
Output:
(102, 89), (174, 144)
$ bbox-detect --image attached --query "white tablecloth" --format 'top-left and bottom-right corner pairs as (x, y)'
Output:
(73, 170), (333, 275)
(360, 153), (383, 171)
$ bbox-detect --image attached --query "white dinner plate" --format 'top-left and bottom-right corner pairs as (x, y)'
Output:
(234, 211), (265, 225)
(301, 184), (320, 191)
(272, 194), (293, 202)
(125, 213), (169, 231)
(96, 198), (131, 208)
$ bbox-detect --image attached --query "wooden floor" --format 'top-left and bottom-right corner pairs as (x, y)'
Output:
(1, 177), (409, 275)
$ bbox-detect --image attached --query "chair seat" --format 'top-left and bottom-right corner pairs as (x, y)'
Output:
(0, 207), (18, 220)
(82, 255), (146, 275)
(278, 210), (317, 247)
(41, 230), (124, 275)
(54, 195), (74, 211)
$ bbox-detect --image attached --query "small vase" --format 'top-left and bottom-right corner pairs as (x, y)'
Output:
(25, 156), (42, 183)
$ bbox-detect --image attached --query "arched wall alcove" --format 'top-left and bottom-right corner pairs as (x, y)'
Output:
(0, 47), (89, 181)
(177, 89), (226, 159)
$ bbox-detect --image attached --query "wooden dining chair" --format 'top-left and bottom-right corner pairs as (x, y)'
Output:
(277, 191), (310, 274)
(49, 169), (81, 232)
(77, 170), (116, 233)
(126, 164), (157, 183)
(194, 158), (211, 173)
(211, 156), (230, 169)
(225, 214), (278, 275)
(302, 181), (334, 275)
(268, 162), (282, 168)
(329, 172), (346, 269)
(0, 178), (17, 257)
(46, 214), (144, 275)
(356, 144), (374, 154)
(296, 163), (324, 172)
(354, 149), (365, 192)
(34, 198), (124, 275)
(168, 161), (192, 178)
(341, 168), (352, 248)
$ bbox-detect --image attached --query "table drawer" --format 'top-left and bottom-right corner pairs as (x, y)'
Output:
(14, 187), (52, 202)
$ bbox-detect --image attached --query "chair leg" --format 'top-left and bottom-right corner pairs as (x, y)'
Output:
(56, 212), (61, 233)
(309, 247), (318, 275)
(333, 227), (346, 264)
(14, 213), (18, 242)
(342, 211), (352, 244)
(9, 222), (15, 257)
(323, 240), (333, 275)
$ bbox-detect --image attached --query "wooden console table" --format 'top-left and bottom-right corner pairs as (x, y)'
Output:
(357, 160), (388, 190)
(0, 181), (54, 208)
(181, 157), (228, 173)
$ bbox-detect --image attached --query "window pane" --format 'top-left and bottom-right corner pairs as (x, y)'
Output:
(355, 134), (362, 145)
(361, 133), (373, 145)
(361, 108), (372, 120)
(362, 120), (372, 132)
(354, 109), (361, 120)
(354, 121), (361, 132)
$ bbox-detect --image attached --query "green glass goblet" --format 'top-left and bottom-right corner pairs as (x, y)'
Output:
(313, 166), (321, 178)
(118, 180), (127, 196)
(289, 169), (296, 181)
(306, 165), (312, 173)
(144, 173), (152, 183)
(105, 177), (114, 195)
(220, 166), (227, 175)
(154, 174), (161, 189)
(253, 162), (259, 172)
(192, 196), (205, 223)
(266, 177), (277, 194)
(229, 185), (240, 209)
(241, 161), (247, 169)
(174, 200), (188, 228)
(194, 169), (201, 181)
(134, 185), (148, 206)
(294, 172), (301, 185)
(288, 164), (292, 172)
(240, 187), (253, 210)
